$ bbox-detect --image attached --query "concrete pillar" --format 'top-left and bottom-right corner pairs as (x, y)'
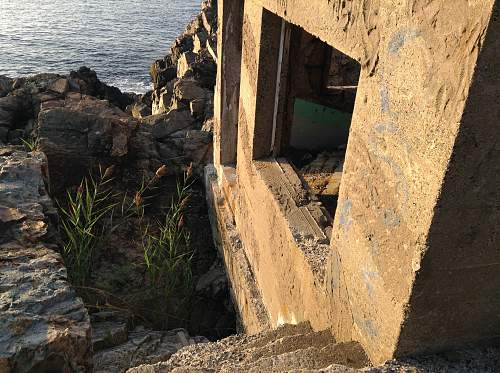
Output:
(328, 0), (499, 363)
(250, 9), (282, 160)
(395, 4), (500, 356)
(213, 0), (244, 168)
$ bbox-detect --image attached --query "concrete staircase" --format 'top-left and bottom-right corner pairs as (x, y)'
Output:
(126, 322), (500, 373)
(127, 323), (369, 372)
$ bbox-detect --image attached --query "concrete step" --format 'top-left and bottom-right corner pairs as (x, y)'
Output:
(126, 323), (369, 372)
(244, 322), (314, 350)
(94, 327), (208, 373)
(239, 329), (336, 366)
(223, 340), (368, 373)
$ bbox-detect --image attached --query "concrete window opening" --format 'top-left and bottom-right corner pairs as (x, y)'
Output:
(273, 22), (361, 221)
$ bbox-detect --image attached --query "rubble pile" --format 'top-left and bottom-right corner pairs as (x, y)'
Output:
(291, 148), (346, 216)
(91, 310), (208, 373)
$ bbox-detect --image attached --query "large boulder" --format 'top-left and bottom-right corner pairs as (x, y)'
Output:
(69, 66), (135, 110)
(49, 78), (70, 95)
(201, 5), (217, 35)
(185, 14), (204, 36)
(143, 109), (195, 141)
(171, 34), (194, 65)
(131, 102), (152, 119)
(129, 91), (153, 119)
(151, 80), (176, 116)
(189, 49), (217, 89)
(0, 76), (13, 98)
(0, 149), (92, 373)
(150, 57), (177, 91)
(0, 246), (92, 373)
(177, 52), (197, 78)
(183, 130), (213, 169)
(38, 96), (137, 193)
(0, 94), (33, 129)
(173, 79), (207, 104)
(193, 30), (209, 54)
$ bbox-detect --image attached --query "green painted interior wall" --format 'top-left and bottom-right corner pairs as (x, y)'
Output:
(290, 98), (352, 151)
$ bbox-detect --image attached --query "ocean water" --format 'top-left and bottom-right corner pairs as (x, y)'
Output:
(0, 0), (201, 93)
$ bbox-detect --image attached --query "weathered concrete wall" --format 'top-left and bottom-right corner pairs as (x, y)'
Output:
(205, 165), (271, 334)
(324, 0), (498, 362)
(212, 0), (499, 365)
(213, 0), (244, 167)
(233, 1), (333, 332)
(396, 5), (500, 356)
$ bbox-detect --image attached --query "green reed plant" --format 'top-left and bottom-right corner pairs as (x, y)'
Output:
(119, 165), (169, 220)
(21, 136), (39, 152)
(143, 165), (194, 297)
(58, 171), (116, 286)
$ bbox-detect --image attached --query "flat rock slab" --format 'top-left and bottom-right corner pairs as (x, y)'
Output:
(92, 320), (129, 352)
(0, 245), (92, 373)
(0, 149), (92, 373)
(94, 328), (208, 373)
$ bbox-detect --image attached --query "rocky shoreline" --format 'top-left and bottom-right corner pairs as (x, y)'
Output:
(0, 0), (231, 371)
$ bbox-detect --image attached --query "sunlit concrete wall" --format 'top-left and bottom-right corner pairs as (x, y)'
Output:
(213, 0), (500, 364)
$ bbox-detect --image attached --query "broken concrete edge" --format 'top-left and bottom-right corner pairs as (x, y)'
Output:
(204, 164), (271, 334)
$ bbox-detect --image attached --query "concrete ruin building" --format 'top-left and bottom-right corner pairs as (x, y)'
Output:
(206, 0), (500, 366)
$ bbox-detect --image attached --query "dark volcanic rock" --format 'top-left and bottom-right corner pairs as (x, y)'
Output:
(171, 34), (195, 65)
(0, 94), (33, 130)
(0, 76), (13, 98)
(129, 92), (153, 119)
(69, 66), (135, 110)
(131, 102), (153, 119)
(146, 110), (195, 141)
(150, 57), (177, 91)
(38, 95), (137, 193)
(190, 49), (217, 89)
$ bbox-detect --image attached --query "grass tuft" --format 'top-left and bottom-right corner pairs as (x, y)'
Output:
(58, 164), (197, 325)
(142, 166), (194, 298)
(21, 136), (39, 152)
(58, 171), (116, 286)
